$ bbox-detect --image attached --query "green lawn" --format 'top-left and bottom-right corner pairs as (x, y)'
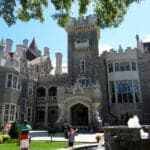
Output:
(0, 141), (68, 150)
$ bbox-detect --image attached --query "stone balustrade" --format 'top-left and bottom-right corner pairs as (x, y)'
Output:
(37, 96), (57, 105)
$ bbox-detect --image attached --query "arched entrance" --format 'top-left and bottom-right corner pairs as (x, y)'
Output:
(71, 103), (88, 126)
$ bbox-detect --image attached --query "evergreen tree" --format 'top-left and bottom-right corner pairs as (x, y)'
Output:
(9, 122), (19, 139)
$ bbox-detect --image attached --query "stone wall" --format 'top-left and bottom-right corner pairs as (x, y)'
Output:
(104, 126), (150, 150)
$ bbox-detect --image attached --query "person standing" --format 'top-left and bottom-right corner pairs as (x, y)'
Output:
(67, 125), (78, 149)
(19, 120), (32, 150)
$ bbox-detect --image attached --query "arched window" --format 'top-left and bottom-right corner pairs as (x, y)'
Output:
(37, 87), (46, 97)
(37, 110), (45, 122)
(48, 87), (57, 96)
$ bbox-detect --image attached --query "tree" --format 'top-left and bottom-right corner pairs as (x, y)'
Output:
(9, 122), (19, 139)
(0, 0), (142, 28)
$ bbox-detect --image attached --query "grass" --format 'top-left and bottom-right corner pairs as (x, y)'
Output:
(0, 141), (68, 150)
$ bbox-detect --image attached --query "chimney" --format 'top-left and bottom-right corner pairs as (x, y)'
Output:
(6, 39), (13, 52)
(55, 52), (62, 75)
(23, 39), (28, 48)
(44, 47), (49, 56)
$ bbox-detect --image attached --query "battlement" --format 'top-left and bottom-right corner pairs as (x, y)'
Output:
(102, 46), (137, 61)
(66, 15), (99, 32)
(71, 15), (97, 25)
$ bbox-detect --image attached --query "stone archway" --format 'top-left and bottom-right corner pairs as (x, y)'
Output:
(71, 103), (88, 126)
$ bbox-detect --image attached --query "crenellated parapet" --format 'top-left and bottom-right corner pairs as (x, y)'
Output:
(103, 46), (137, 61)
(66, 15), (99, 33)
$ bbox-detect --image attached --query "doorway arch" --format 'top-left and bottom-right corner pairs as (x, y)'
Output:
(71, 103), (88, 126)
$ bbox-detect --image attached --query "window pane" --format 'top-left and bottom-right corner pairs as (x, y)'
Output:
(13, 76), (17, 88)
(133, 80), (140, 102)
(115, 63), (119, 71)
(132, 62), (136, 71)
(116, 80), (134, 103)
(7, 74), (12, 88)
(28, 87), (33, 96)
(18, 78), (21, 89)
(108, 63), (113, 73)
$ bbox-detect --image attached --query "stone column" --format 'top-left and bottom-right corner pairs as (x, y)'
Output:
(44, 105), (48, 128)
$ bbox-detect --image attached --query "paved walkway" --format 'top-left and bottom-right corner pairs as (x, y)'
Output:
(30, 130), (104, 143)
(30, 130), (105, 150)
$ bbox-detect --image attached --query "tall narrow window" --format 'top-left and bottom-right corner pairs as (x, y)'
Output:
(27, 107), (32, 122)
(10, 104), (15, 121)
(133, 80), (140, 103)
(124, 62), (130, 71)
(108, 63), (113, 73)
(3, 104), (16, 122)
(4, 104), (9, 122)
(22, 99), (27, 111)
(110, 81), (116, 103)
(115, 63), (119, 71)
(28, 85), (33, 96)
(18, 78), (21, 89)
(37, 87), (46, 97)
(13, 76), (17, 88)
(116, 81), (122, 103)
(7, 74), (12, 88)
(80, 60), (85, 72)
(132, 62), (136, 71)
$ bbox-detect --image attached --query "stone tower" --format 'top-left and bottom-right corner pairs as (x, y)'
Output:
(66, 15), (100, 84)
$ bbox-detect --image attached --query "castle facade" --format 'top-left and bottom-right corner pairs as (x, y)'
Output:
(0, 15), (150, 130)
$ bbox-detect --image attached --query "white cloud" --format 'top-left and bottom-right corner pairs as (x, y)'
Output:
(62, 64), (68, 73)
(99, 44), (112, 55)
(143, 34), (150, 42)
(50, 64), (68, 75)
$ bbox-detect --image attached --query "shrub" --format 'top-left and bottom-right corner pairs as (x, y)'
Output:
(9, 122), (19, 139)
(0, 135), (3, 143)
(0, 134), (10, 143)
(3, 134), (11, 141)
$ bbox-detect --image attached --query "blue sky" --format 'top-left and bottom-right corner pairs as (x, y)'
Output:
(0, 0), (150, 65)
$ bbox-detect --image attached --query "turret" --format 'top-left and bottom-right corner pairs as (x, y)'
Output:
(16, 44), (24, 57)
(44, 47), (49, 56)
(0, 38), (5, 56)
(118, 45), (123, 53)
(5, 39), (13, 52)
(136, 34), (144, 53)
(23, 39), (28, 49)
